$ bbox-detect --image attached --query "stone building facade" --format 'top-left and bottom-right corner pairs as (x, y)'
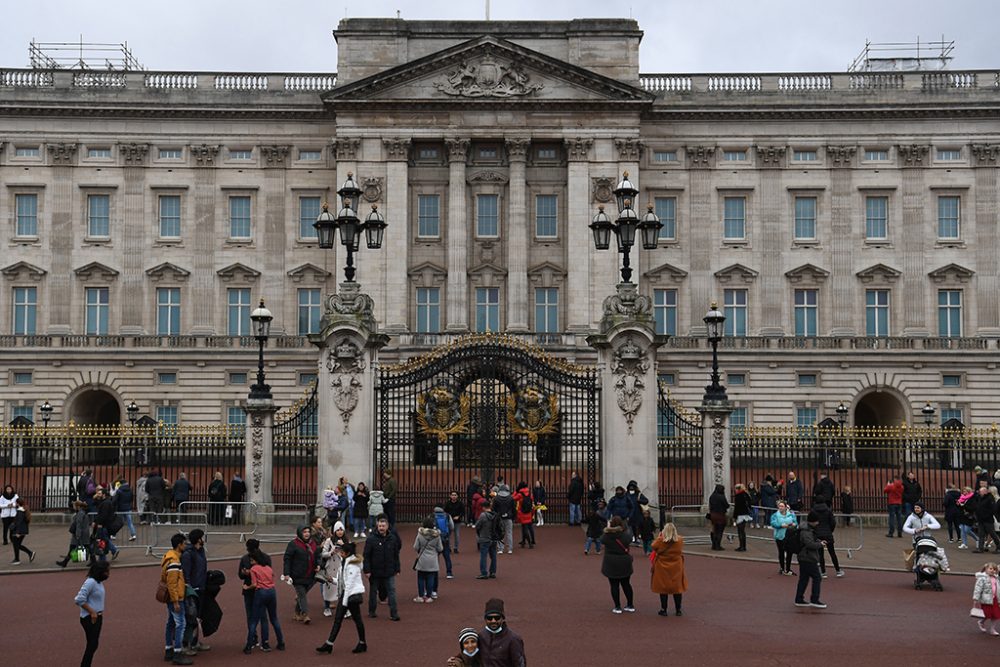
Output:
(1, 18), (999, 431)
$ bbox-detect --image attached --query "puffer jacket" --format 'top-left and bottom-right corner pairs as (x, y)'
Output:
(160, 547), (186, 603)
(283, 527), (317, 585)
(337, 555), (366, 605)
(599, 524), (634, 579)
(413, 526), (443, 572)
(368, 490), (386, 518)
(973, 572), (999, 606)
(797, 525), (823, 564)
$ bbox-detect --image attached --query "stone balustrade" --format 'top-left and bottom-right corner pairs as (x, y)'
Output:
(0, 68), (339, 93)
(638, 70), (1000, 94)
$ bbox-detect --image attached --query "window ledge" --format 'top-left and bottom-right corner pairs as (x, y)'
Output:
(863, 241), (893, 248)
(792, 240), (820, 248)
(155, 239), (182, 246)
(294, 238), (319, 247)
(84, 238), (112, 246)
(11, 238), (40, 246)
(225, 239), (254, 247)
(935, 241), (966, 249)
(722, 240), (749, 248)
(415, 236), (442, 244)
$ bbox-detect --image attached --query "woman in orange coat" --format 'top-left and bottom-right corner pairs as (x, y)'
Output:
(650, 522), (688, 616)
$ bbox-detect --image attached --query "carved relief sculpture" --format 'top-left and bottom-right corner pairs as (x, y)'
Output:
(565, 137), (593, 162)
(260, 145), (291, 166)
(416, 383), (471, 443)
(971, 144), (999, 165)
(327, 339), (366, 435)
(47, 143), (78, 165)
(251, 414), (264, 494)
(190, 144), (220, 166)
(119, 143), (149, 166)
(711, 416), (726, 486)
(592, 177), (614, 203)
(610, 335), (651, 435)
(898, 144), (930, 167)
(755, 146), (786, 166)
(615, 138), (643, 162)
(826, 145), (856, 167)
(435, 54), (543, 98)
(362, 177), (383, 203)
(685, 145), (715, 168)
(382, 138), (411, 162)
(333, 138), (360, 161)
(506, 384), (559, 444)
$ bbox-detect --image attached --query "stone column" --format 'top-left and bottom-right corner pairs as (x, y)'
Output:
(189, 144), (220, 334)
(445, 138), (470, 332)
(260, 145), (291, 334)
(686, 146), (715, 334)
(505, 138), (530, 331)
(119, 144), (149, 334)
(756, 147), (786, 336)
(697, 402), (734, 507)
(46, 143), (77, 334)
(827, 146), (857, 336)
(383, 138), (411, 333)
(566, 138), (593, 332)
(244, 400), (278, 506)
(972, 144), (1000, 336)
(587, 283), (664, 504)
(310, 283), (388, 504)
(899, 144), (931, 336)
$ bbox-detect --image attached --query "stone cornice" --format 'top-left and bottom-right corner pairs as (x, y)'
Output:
(755, 146), (786, 167)
(382, 138), (411, 161)
(565, 137), (592, 162)
(260, 145), (291, 166)
(898, 144), (930, 167)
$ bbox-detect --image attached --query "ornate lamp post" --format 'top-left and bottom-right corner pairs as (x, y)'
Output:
(314, 173), (387, 283)
(702, 302), (728, 404)
(922, 401), (936, 427)
(589, 171), (662, 283)
(248, 300), (273, 401)
(40, 400), (53, 427)
(126, 400), (139, 426)
(125, 400), (142, 466)
(836, 401), (849, 436)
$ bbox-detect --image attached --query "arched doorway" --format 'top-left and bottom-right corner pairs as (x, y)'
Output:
(68, 388), (122, 426)
(851, 389), (908, 468)
(65, 387), (123, 465)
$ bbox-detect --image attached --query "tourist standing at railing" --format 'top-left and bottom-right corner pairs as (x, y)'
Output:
(77, 469), (97, 512)
(339, 477), (356, 534)
(566, 472), (584, 526)
(770, 501), (798, 575)
(513, 483), (535, 549)
(112, 477), (137, 541)
(707, 484), (729, 551)
(839, 486), (854, 527)
(444, 491), (464, 552)
(957, 486), (977, 549)
(466, 476), (482, 528)
(146, 470), (167, 520)
(943, 483), (963, 544)
(532, 480), (547, 527)
(760, 478), (778, 526)
(884, 476), (904, 538)
(136, 472), (149, 524)
(0, 485), (18, 546)
(785, 472), (804, 512)
(207, 472), (227, 525)
(973, 486), (1000, 554)
(229, 472), (247, 525)
(813, 472), (835, 506)
(732, 484), (752, 552)
(353, 483), (370, 538)
(171, 473), (190, 515)
(746, 481), (761, 528)
(902, 471), (923, 518)
(382, 470), (398, 528)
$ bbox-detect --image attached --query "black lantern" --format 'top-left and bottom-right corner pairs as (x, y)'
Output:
(248, 299), (273, 401)
(126, 400), (139, 425)
(922, 401), (937, 427)
(363, 205), (386, 249)
(836, 401), (849, 436)
(613, 172), (639, 213)
(615, 200), (639, 252)
(337, 172), (362, 213)
(590, 172), (659, 283)
(590, 205), (612, 250)
(313, 202), (337, 249)
(639, 203), (663, 250)
(702, 302), (728, 403)
(316, 173), (387, 283)
(40, 400), (53, 426)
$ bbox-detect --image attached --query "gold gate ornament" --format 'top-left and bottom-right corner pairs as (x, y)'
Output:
(507, 385), (559, 444)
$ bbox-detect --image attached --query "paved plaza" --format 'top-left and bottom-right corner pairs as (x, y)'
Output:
(2, 521), (996, 665)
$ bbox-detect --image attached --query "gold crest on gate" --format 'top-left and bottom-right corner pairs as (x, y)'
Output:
(416, 384), (471, 443)
(507, 384), (559, 444)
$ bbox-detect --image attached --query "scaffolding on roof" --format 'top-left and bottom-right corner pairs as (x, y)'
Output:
(848, 38), (954, 72)
(29, 37), (144, 70)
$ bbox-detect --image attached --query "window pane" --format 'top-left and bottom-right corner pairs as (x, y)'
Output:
(937, 196), (960, 239)
(865, 196), (888, 239)
(230, 196), (251, 238)
(156, 288), (180, 335)
(723, 150), (746, 161)
(730, 407), (747, 437)
(793, 150), (817, 161)
(298, 150), (321, 161)
(299, 197), (321, 239)
(723, 289), (747, 336)
(85, 287), (109, 335)
(535, 195), (557, 238)
(654, 197), (676, 240)
(15, 194), (38, 237)
(794, 197), (816, 240)
(159, 195), (181, 238)
(534, 288), (558, 333)
(13, 287), (37, 335)
(418, 195), (441, 237)
(415, 287), (441, 333)
(865, 289), (889, 337)
(653, 288), (677, 336)
(297, 288), (321, 335)
(228, 288), (251, 336)
(653, 150), (677, 162)
(159, 149), (182, 159)
(937, 289), (962, 337)
(227, 406), (246, 427)
(723, 197), (745, 239)
(475, 287), (500, 332)
(794, 289), (818, 336)
(156, 406), (178, 425)
(88, 194), (110, 237)
(477, 195), (499, 237)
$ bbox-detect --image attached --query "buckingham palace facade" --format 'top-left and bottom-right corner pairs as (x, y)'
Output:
(1, 18), (999, 432)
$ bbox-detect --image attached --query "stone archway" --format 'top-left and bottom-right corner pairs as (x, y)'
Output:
(852, 388), (908, 468)
(67, 387), (122, 426)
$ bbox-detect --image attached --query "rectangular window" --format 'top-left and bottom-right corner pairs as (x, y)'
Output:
(654, 197), (676, 240)
(477, 194), (499, 237)
(297, 288), (321, 335)
(723, 196), (745, 240)
(793, 149), (818, 161)
(87, 148), (111, 158)
(156, 287), (181, 335)
(475, 287), (500, 332)
(87, 194), (110, 237)
(534, 288), (559, 333)
(942, 374), (962, 387)
(158, 148), (182, 159)
(417, 195), (441, 238)
(15, 193), (38, 237)
(730, 407), (747, 438)
(85, 287), (109, 335)
(727, 373), (746, 386)
(417, 147), (440, 160)
(156, 406), (178, 425)
(227, 288), (252, 336)
(941, 407), (963, 424)
(15, 146), (39, 157)
(158, 195), (181, 238)
(658, 373), (675, 386)
(864, 149), (889, 161)
(298, 149), (321, 161)
(12, 287), (37, 335)
(158, 372), (177, 385)
(937, 196), (960, 239)
(229, 196), (251, 239)
(865, 196), (888, 240)
(299, 372), (318, 386)
(227, 406), (245, 428)
(937, 149), (962, 160)
(794, 196), (817, 240)
(938, 289), (962, 337)
(794, 289), (818, 337)
(722, 150), (746, 161)
(230, 149), (252, 160)
(653, 288), (677, 336)
(228, 372), (247, 385)
(13, 372), (32, 385)
(865, 289), (890, 337)
(653, 150), (678, 163)
(11, 405), (34, 422)
(536, 147), (558, 160)
(535, 195), (558, 238)
(299, 196), (321, 239)
(798, 373), (817, 387)
(796, 407), (817, 432)
(478, 146), (498, 160)
(415, 287), (441, 333)
(723, 289), (747, 336)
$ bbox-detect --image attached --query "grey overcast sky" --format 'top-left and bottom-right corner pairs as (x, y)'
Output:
(2, 0), (996, 74)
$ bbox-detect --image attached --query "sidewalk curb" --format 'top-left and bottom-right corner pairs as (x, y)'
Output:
(684, 549), (975, 577)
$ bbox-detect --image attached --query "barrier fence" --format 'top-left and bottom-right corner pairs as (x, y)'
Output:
(178, 500), (258, 538)
(250, 503), (311, 544)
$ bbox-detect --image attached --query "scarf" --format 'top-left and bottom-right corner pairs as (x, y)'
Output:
(295, 538), (316, 572)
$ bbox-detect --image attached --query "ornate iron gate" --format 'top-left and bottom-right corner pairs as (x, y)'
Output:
(375, 334), (600, 523)
(272, 383), (319, 505)
(656, 385), (704, 509)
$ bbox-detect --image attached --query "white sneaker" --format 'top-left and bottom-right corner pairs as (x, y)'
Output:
(323, 608), (333, 617)
(958, 543), (968, 549)
(611, 607), (623, 614)
(360, 532), (367, 538)
(353, 532), (359, 538)
(430, 592), (438, 599)
(623, 606), (636, 613)
(836, 570), (845, 578)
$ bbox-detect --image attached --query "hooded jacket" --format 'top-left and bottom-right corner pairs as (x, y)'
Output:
(943, 488), (961, 520)
(606, 490), (634, 520)
(770, 508), (798, 540)
(813, 477), (835, 505)
(363, 526), (401, 578)
(797, 524), (824, 564)
(161, 546), (186, 603)
(493, 485), (515, 520)
(414, 526), (444, 571)
(973, 571), (999, 605)
(283, 526), (317, 585)
(811, 501), (836, 540)
(337, 554), (365, 604)
(902, 477), (923, 505)
(368, 490), (386, 517)
(760, 483), (778, 509)
(599, 523), (634, 579)
(512, 487), (534, 525)
(0, 490), (18, 518)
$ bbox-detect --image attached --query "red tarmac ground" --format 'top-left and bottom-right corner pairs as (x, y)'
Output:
(3, 525), (995, 666)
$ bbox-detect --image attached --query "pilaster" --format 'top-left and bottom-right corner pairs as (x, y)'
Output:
(756, 146), (785, 336)
(245, 401), (278, 506)
(686, 145), (714, 335)
(46, 143), (77, 334)
(827, 145), (857, 336)
(383, 138), (411, 334)
(973, 144), (1000, 336)
(260, 145), (290, 334)
(189, 144), (219, 334)
(505, 138), (530, 332)
(566, 137), (593, 332)
(697, 403), (733, 507)
(445, 138), (470, 332)
(900, 150), (930, 336)
(120, 143), (149, 334)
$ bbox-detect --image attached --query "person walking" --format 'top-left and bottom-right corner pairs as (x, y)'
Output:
(112, 477), (137, 541)
(353, 482), (370, 538)
(707, 484), (729, 551)
(957, 486), (977, 549)
(475, 500), (501, 580)
(433, 505), (455, 578)
(161, 533), (192, 665)
(9, 497), (33, 564)
(382, 470), (398, 528)
(282, 525), (318, 623)
(903, 502), (942, 544)
(76, 469), (97, 512)
(444, 491), (465, 553)
(320, 521), (347, 617)
(760, 478), (778, 527)
(367, 487), (386, 531)
(902, 471), (923, 518)
(944, 483), (962, 543)
(650, 523), (687, 616)
(413, 515), (444, 602)
(207, 472), (227, 525)
(770, 501), (798, 575)
(363, 515), (401, 621)
(238, 538), (271, 647)
(840, 485), (855, 527)
(243, 550), (285, 653)
(584, 499), (608, 555)
(625, 481), (647, 545)
(1, 485), (18, 545)
(228, 472), (247, 525)
(316, 541), (367, 655)
(180, 528), (210, 656)
(812, 496), (843, 578)
(884, 476), (904, 538)
(732, 483), (753, 552)
(974, 486), (1000, 554)
(57, 500), (91, 567)
(567, 472), (584, 526)
(493, 483), (515, 555)
(477, 598), (526, 666)
(92, 487), (120, 561)
(785, 472), (804, 512)
(794, 511), (827, 609)
(532, 480), (547, 527)
(136, 472), (150, 525)
(513, 482), (535, 549)
(447, 627), (483, 666)
(600, 516), (635, 613)
(171, 472), (190, 515)
(973, 562), (1000, 635)
(74, 560), (110, 667)
(746, 481), (762, 528)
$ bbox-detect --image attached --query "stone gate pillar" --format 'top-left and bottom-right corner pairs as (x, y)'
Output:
(698, 397), (733, 508)
(588, 283), (666, 503)
(310, 283), (389, 504)
(244, 401), (277, 506)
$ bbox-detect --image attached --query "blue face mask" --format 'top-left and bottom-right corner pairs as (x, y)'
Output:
(485, 624), (503, 634)
(463, 648), (479, 657)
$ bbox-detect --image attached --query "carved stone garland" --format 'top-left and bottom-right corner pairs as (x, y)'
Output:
(711, 415), (726, 486)
(327, 339), (366, 435)
(610, 335), (651, 435)
(250, 414), (264, 494)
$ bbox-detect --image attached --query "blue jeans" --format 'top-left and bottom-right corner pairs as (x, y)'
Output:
(961, 523), (976, 547)
(248, 588), (283, 647)
(478, 541), (497, 576)
(122, 512), (136, 539)
(584, 536), (602, 553)
(441, 537), (453, 575)
(887, 504), (903, 536)
(416, 571), (437, 597)
(165, 602), (186, 650)
(569, 503), (582, 525)
(903, 503), (915, 519)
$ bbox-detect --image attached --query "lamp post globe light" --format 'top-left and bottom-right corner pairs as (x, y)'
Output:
(836, 401), (849, 435)
(702, 302), (728, 404)
(248, 299), (273, 401)
(922, 401), (937, 427)
(39, 400), (53, 427)
(314, 173), (388, 284)
(126, 400), (139, 426)
(589, 171), (662, 283)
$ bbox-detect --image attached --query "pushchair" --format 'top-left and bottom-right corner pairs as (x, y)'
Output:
(912, 535), (949, 591)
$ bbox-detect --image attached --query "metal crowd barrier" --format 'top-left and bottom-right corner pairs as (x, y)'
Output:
(667, 505), (713, 546)
(86, 510), (158, 555)
(149, 512), (209, 557)
(178, 501), (257, 539)
(250, 503), (311, 544)
(722, 505), (865, 558)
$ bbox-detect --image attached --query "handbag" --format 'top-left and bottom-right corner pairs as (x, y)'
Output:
(155, 578), (170, 604)
(71, 546), (88, 562)
(971, 604), (985, 619)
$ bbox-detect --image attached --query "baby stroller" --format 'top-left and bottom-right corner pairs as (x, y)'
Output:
(912, 535), (949, 591)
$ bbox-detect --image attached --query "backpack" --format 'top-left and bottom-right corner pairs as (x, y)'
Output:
(435, 513), (450, 537)
(519, 493), (533, 515)
(490, 514), (505, 542)
(783, 526), (803, 555)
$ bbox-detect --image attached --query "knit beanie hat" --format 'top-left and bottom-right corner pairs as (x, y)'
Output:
(806, 511), (820, 523)
(459, 627), (478, 645)
(333, 520), (346, 534)
(484, 598), (505, 618)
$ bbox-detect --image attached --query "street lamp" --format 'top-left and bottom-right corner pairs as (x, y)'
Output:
(589, 172), (662, 283)
(126, 400), (139, 426)
(836, 401), (849, 436)
(702, 302), (728, 403)
(922, 401), (936, 427)
(248, 299), (273, 401)
(314, 173), (388, 283)
(39, 400), (53, 427)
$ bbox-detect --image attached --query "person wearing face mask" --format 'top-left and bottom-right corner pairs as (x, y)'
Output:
(606, 486), (634, 524)
(477, 598), (525, 667)
(446, 627), (483, 666)
(75, 560), (111, 667)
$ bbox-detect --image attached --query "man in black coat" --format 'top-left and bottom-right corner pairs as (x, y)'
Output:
(567, 472), (585, 526)
(813, 473), (835, 506)
(145, 471), (167, 519)
(902, 471), (922, 517)
(92, 487), (120, 561)
(362, 514), (401, 620)
(974, 486), (1000, 553)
